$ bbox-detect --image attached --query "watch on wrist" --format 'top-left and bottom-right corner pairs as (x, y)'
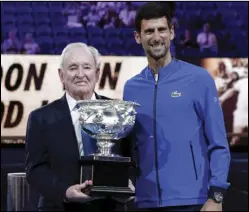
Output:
(212, 192), (224, 203)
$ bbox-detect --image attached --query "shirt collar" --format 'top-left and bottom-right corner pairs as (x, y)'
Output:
(66, 92), (96, 112)
(145, 58), (179, 81)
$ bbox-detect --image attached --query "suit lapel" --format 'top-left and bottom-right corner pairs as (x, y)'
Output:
(53, 94), (80, 158)
(94, 92), (100, 99)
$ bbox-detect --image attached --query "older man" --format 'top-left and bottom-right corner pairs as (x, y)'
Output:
(25, 43), (125, 211)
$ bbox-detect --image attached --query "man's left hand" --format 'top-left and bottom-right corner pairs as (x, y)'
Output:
(201, 199), (222, 211)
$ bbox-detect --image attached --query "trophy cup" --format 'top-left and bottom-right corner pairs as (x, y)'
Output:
(77, 99), (139, 197)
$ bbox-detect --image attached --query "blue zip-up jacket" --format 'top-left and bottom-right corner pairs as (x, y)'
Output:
(123, 59), (231, 208)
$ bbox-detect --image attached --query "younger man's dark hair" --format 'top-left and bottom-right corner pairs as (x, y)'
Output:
(135, 2), (172, 33)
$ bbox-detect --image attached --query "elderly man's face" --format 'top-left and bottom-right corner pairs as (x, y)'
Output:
(59, 46), (100, 99)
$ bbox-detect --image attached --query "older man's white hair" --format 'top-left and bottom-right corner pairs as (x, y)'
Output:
(60, 42), (101, 70)
(88, 45), (101, 69)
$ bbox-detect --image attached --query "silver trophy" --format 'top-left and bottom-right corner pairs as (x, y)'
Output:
(76, 99), (139, 197)
(77, 99), (139, 157)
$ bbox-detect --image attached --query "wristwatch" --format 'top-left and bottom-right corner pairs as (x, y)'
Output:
(208, 186), (226, 204)
(212, 192), (224, 203)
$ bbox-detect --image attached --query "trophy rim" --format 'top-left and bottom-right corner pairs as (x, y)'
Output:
(77, 99), (140, 107)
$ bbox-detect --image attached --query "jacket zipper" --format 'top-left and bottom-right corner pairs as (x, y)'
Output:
(189, 141), (198, 180)
(153, 74), (162, 206)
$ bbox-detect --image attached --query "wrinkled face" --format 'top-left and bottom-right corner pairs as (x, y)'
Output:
(59, 47), (100, 98)
(134, 17), (174, 60)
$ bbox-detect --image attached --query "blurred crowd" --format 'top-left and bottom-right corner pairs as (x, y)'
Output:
(0, 1), (246, 57)
(63, 1), (219, 56)
(1, 30), (40, 54)
(173, 22), (218, 57)
(63, 2), (138, 29)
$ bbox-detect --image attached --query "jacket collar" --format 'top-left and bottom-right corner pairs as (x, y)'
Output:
(145, 58), (179, 82)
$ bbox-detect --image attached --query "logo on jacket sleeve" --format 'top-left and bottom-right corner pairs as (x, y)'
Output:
(171, 91), (182, 98)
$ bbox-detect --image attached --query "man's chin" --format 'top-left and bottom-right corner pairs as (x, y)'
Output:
(74, 87), (90, 95)
(148, 50), (166, 61)
(152, 54), (165, 61)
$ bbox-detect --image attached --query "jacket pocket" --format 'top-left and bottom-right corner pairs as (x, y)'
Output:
(189, 141), (198, 180)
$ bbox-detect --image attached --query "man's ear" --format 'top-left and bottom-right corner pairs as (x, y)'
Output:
(170, 25), (175, 41)
(134, 31), (141, 44)
(58, 68), (64, 84)
(96, 67), (100, 82)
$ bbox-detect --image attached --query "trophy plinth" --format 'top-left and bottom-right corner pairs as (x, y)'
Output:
(77, 100), (139, 197)
(79, 155), (134, 197)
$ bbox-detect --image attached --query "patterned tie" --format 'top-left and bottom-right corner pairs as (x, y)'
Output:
(75, 103), (91, 156)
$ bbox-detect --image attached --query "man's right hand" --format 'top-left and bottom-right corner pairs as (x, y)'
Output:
(65, 180), (92, 203)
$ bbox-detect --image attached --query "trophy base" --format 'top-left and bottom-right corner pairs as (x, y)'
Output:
(90, 186), (134, 197)
(79, 155), (135, 197)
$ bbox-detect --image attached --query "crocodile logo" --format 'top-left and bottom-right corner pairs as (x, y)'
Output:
(171, 91), (182, 98)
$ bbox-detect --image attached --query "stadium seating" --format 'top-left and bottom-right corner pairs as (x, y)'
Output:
(1, 2), (248, 57)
